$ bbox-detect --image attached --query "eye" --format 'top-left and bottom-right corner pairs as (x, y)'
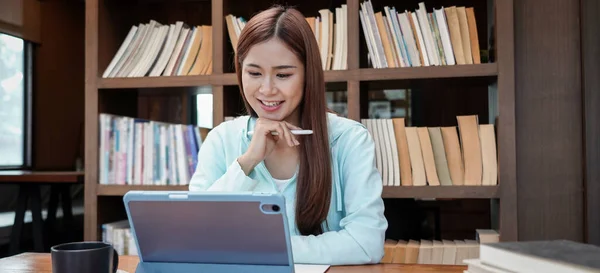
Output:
(248, 71), (261, 77)
(277, 73), (292, 79)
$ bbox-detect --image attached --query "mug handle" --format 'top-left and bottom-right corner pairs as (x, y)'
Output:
(112, 248), (119, 273)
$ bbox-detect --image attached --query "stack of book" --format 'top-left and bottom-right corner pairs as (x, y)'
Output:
(102, 20), (213, 78)
(361, 115), (497, 187)
(360, 0), (481, 68)
(464, 240), (600, 273)
(225, 4), (348, 71)
(382, 239), (479, 265)
(98, 113), (208, 186)
(102, 220), (137, 256)
(381, 229), (499, 265)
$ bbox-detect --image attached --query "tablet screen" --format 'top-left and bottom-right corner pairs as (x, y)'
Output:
(127, 199), (290, 265)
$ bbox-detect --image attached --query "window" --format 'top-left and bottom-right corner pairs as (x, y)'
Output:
(0, 33), (31, 168)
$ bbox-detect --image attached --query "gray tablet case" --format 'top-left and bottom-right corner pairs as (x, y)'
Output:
(123, 191), (295, 273)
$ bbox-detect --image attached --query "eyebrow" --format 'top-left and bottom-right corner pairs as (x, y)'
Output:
(246, 63), (297, 69)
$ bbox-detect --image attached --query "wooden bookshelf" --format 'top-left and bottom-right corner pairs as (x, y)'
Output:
(97, 185), (189, 196)
(84, 0), (517, 244)
(382, 186), (499, 199)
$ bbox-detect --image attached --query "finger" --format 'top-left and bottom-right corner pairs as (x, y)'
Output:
(280, 122), (295, 147)
(283, 123), (299, 146)
(260, 121), (278, 135)
(256, 121), (278, 142)
(274, 124), (285, 144)
(293, 134), (300, 146)
(284, 121), (302, 130)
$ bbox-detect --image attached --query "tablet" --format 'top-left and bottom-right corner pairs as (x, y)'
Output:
(123, 191), (295, 273)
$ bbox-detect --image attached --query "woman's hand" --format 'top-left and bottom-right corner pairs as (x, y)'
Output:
(238, 118), (302, 175)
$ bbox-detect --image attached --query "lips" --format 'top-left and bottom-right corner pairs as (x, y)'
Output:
(260, 100), (283, 106)
(258, 99), (284, 112)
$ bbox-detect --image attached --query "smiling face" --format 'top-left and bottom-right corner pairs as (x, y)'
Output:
(241, 37), (305, 125)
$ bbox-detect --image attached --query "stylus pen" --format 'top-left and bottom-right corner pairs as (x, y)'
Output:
(247, 130), (313, 136)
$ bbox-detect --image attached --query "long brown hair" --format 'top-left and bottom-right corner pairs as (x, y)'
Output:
(235, 5), (332, 236)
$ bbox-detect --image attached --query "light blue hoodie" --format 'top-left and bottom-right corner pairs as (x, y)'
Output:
(188, 112), (388, 265)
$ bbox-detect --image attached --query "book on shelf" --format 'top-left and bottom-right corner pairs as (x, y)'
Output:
(225, 4), (348, 71)
(224, 14), (246, 54)
(381, 229), (499, 265)
(359, 0), (481, 69)
(102, 220), (137, 256)
(361, 115), (497, 187)
(102, 20), (213, 78)
(99, 113), (208, 186)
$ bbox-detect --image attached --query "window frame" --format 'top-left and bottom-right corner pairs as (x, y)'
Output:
(0, 33), (33, 170)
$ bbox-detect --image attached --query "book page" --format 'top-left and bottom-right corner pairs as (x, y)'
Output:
(295, 264), (330, 273)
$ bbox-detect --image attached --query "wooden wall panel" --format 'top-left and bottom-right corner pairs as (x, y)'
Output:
(383, 199), (492, 242)
(0, 0), (23, 26)
(137, 91), (187, 124)
(33, 1), (85, 170)
(0, 0), (40, 43)
(514, 0), (584, 241)
(582, 0), (600, 246)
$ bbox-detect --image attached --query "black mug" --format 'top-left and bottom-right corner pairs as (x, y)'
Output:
(51, 241), (119, 273)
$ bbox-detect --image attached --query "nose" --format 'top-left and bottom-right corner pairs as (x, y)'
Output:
(258, 77), (276, 95)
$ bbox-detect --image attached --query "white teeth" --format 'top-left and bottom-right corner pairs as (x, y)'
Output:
(262, 100), (282, 107)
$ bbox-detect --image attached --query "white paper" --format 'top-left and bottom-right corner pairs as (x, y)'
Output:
(294, 264), (330, 273)
(117, 265), (328, 273)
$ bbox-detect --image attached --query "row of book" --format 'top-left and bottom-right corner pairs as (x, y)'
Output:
(309, 5), (348, 70)
(102, 220), (137, 256)
(360, 1), (481, 68)
(226, 4), (348, 71)
(99, 113), (207, 186)
(102, 20), (213, 78)
(98, 112), (492, 186)
(381, 229), (499, 265)
(102, 0), (484, 77)
(102, 217), (500, 264)
(361, 115), (497, 187)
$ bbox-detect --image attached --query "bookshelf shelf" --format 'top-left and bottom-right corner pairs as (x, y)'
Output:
(97, 185), (189, 196)
(98, 64), (497, 89)
(382, 186), (499, 199)
(358, 63), (498, 81)
(97, 74), (233, 89)
(324, 70), (354, 82)
(98, 185), (498, 198)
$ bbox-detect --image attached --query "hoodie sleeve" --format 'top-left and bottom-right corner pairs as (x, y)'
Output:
(188, 126), (258, 192)
(290, 125), (388, 265)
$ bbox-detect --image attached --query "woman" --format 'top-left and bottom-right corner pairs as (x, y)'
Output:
(188, 5), (388, 265)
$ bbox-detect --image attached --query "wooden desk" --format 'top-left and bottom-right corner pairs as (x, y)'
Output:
(0, 171), (84, 254)
(0, 253), (467, 273)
